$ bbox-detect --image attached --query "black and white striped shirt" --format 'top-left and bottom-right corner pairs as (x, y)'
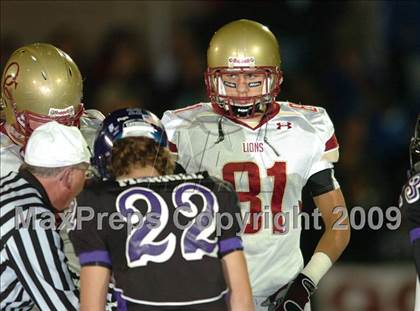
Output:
(0, 169), (79, 310)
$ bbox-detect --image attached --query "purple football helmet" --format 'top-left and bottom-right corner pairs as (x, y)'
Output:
(92, 108), (168, 180)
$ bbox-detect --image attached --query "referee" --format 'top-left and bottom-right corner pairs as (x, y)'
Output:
(1, 121), (90, 310)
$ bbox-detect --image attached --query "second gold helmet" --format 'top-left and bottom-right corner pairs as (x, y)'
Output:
(1, 43), (84, 141)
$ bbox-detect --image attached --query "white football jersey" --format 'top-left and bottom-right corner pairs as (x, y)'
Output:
(0, 130), (22, 177)
(162, 101), (339, 297)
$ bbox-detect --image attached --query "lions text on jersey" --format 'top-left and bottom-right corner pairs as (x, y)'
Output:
(162, 101), (339, 297)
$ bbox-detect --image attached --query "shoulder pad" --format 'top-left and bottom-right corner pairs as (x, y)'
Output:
(162, 103), (211, 126)
(162, 103), (212, 146)
(282, 102), (338, 163)
(80, 110), (104, 149)
(287, 102), (321, 114)
(402, 173), (420, 206)
(286, 102), (335, 144)
(0, 131), (14, 149)
(83, 109), (105, 121)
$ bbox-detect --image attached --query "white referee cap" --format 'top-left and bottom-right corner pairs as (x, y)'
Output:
(24, 121), (90, 168)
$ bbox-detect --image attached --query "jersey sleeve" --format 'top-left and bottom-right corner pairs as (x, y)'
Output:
(7, 220), (79, 310)
(79, 109), (105, 150)
(161, 109), (182, 154)
(162, 107), (197, 171)
(305, 106), (340, 179)
(401, 173), (420, 243)
(213, 179), (243, 257)
(69, 189), (112, 269)
(400, 173), (420, 279)
(0, 132), (23, 178)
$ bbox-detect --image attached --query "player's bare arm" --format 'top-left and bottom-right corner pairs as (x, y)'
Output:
(313, 188), (351, 263)
(264, 188), (351, 311)
(221, 250), (254, 311)
(80, 266), (110, 311)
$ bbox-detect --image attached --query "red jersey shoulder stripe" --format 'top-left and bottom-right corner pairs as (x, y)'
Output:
(168, 141), (178, 152)
(325, 134), (339, 152)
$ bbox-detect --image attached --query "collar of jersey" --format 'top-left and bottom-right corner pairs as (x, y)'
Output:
(19, 167), (56, 213)
(211, 102), (280, 130)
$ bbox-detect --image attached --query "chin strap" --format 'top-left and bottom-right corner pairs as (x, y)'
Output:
(215, 115), (225, 145)
(262, 107), (280, 156)
(5, 123), (25, 146)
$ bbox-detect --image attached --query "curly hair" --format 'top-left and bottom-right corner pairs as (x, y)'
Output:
(110, 137), (175, 178)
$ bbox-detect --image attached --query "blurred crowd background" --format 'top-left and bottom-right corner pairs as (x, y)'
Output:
(1, 1), (419, 310)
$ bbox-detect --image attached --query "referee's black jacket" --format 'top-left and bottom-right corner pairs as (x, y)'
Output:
(0, 168), (79, 310)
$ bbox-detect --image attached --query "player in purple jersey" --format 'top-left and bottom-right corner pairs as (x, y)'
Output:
(70, 108), (254, 311)
(400, 114), (420, 308)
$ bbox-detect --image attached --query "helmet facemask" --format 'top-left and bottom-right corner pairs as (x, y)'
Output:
(205, 66), (281, 118)
(11, 102), (84, 141)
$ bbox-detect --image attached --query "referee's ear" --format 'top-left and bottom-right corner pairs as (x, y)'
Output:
(59, 167), (73, 190)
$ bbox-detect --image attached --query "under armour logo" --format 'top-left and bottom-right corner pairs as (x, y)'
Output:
(276, 121), (292, 130)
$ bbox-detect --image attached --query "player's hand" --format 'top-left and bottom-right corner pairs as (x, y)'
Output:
(261, 283), (288, 311)
(261, 273), (316, 311)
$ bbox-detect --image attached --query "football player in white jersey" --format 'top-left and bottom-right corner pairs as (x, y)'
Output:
(0, 43), (103, 177)
(0, 43), (109, 303)
(162, 19), (351, 311)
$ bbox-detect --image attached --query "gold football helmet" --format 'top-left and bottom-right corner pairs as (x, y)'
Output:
(205, 19), (282, 118)
(1, 43), (84, 141)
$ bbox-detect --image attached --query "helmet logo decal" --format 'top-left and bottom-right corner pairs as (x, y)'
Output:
(228, 56), (255, 68)
(2, 62), (20, 101)
(48, 105), (75, 117)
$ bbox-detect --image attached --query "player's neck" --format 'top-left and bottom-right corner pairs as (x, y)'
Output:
(117, 165), (160, 180)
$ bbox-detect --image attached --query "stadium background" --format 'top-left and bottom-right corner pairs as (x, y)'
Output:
(1, 1), (419, 310)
